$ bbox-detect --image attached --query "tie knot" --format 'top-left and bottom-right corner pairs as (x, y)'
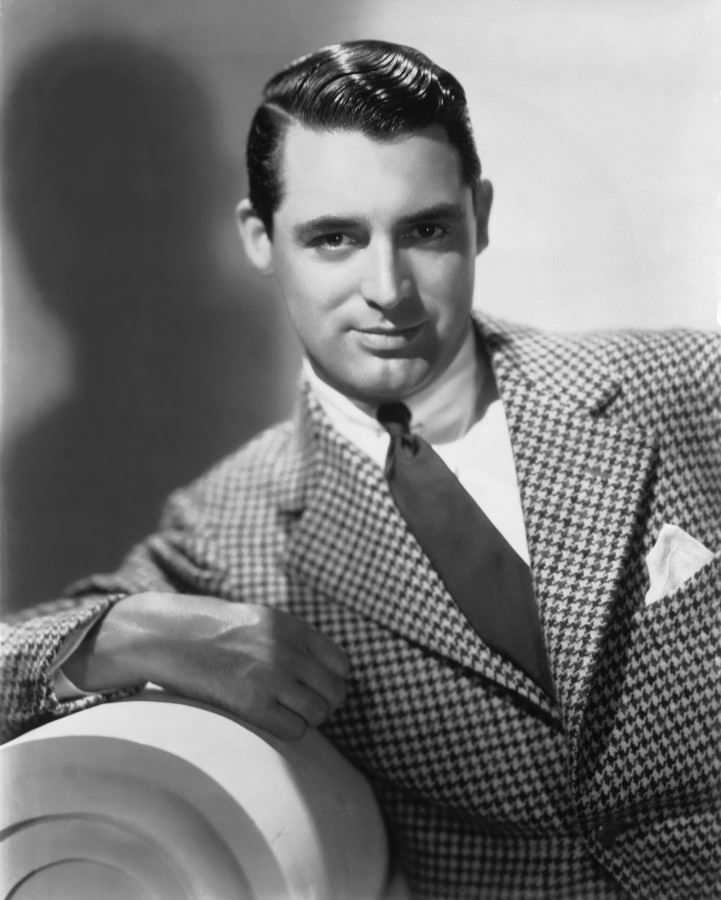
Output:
(377, 401), (412, 437)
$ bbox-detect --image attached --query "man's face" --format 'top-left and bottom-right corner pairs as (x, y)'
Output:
(243, 123), (490, 406)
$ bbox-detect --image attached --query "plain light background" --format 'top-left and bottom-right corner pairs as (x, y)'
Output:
(2, 0), (719, 609)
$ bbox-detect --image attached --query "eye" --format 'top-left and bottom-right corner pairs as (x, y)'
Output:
(406, 223), (448, 243)
(311, 232), (355, 252)
(320, 233), (345, 247)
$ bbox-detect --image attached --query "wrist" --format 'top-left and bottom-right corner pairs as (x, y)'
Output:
(62, 592), (166, 693)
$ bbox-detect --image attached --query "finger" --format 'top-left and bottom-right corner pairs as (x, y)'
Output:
(277, 681), (331, 728)
(304, 628), (350, 679)
(254, 703), (308, 742)
(293, 654), (347, 711)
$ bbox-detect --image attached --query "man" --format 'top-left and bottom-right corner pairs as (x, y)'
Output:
(2, 40), (719, 899)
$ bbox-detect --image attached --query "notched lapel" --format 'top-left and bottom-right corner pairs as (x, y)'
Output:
(284, 386), (557, 714)
(487, 321), (659, 738)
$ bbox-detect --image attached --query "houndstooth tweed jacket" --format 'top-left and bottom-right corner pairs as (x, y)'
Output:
(2, 317), (720, 899)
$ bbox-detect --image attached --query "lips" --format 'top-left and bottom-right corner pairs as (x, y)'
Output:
(354, 322), (426, 350)
(356, 322), (425, 338)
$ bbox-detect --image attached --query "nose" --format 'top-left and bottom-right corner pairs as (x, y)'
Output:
(360, 240), (409, 310)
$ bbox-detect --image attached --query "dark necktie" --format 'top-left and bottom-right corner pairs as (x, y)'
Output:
(377, 401), (555, 698)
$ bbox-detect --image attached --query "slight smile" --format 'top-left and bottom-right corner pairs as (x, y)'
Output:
(353, 322), (426, 349)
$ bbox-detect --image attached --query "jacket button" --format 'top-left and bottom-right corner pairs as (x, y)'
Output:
(595, 816), (623, 848)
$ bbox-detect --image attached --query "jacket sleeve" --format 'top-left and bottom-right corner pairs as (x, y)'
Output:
(0, 481), (233, 743)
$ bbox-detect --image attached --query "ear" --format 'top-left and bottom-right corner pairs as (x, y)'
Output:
(236, 199), (274, 275)
(474, 179), (493, 254)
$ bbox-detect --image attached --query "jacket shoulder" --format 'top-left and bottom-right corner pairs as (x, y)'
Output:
(601, 328), (720, 423)
(483, 315), (719, 424)
(164, 418), (304, 529)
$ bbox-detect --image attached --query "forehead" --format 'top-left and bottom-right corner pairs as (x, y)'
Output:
(275, 123), (467, 222)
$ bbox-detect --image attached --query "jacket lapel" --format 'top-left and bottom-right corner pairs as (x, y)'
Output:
(282, 382), (557, 715)
(280, 315), (659, 727)
(479, 318), (659, 745)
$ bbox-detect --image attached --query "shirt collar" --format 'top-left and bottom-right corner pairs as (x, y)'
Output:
(303, 328), (482, 445)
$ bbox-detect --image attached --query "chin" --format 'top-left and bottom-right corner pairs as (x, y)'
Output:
(323, 355), (435, 406)
(354, 370), (431, 406)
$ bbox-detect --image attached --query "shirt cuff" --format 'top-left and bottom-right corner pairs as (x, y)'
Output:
(49, 609), (107, 700)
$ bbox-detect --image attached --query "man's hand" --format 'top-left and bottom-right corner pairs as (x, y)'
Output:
(63, 593), (350, 741)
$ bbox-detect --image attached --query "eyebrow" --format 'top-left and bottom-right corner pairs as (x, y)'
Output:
(398, 203), (467, 226)
(292, 203), (467, 243)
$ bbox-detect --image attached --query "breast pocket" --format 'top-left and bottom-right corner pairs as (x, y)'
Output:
(634, 549), (720, 628)
(576, 553), (720, 841)
(623, 551), (720, 767)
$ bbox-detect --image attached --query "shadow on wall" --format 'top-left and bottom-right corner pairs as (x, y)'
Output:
(2, 36), (297, 613)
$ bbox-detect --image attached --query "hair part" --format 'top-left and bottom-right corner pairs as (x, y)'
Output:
(246, 40), (482, 234)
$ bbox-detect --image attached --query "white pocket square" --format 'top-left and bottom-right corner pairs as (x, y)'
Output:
(644, 523), (714, 606)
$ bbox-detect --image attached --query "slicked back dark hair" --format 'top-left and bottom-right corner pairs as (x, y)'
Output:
(246, 40), (482, 234)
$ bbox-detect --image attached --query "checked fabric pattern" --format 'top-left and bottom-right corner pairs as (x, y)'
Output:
(2, 316), (720, 899)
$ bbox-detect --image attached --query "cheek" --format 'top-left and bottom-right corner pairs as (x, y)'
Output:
(276, 284), (350, 364)
(422, 261), (474, 323)
(278, 260), (355, 322)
